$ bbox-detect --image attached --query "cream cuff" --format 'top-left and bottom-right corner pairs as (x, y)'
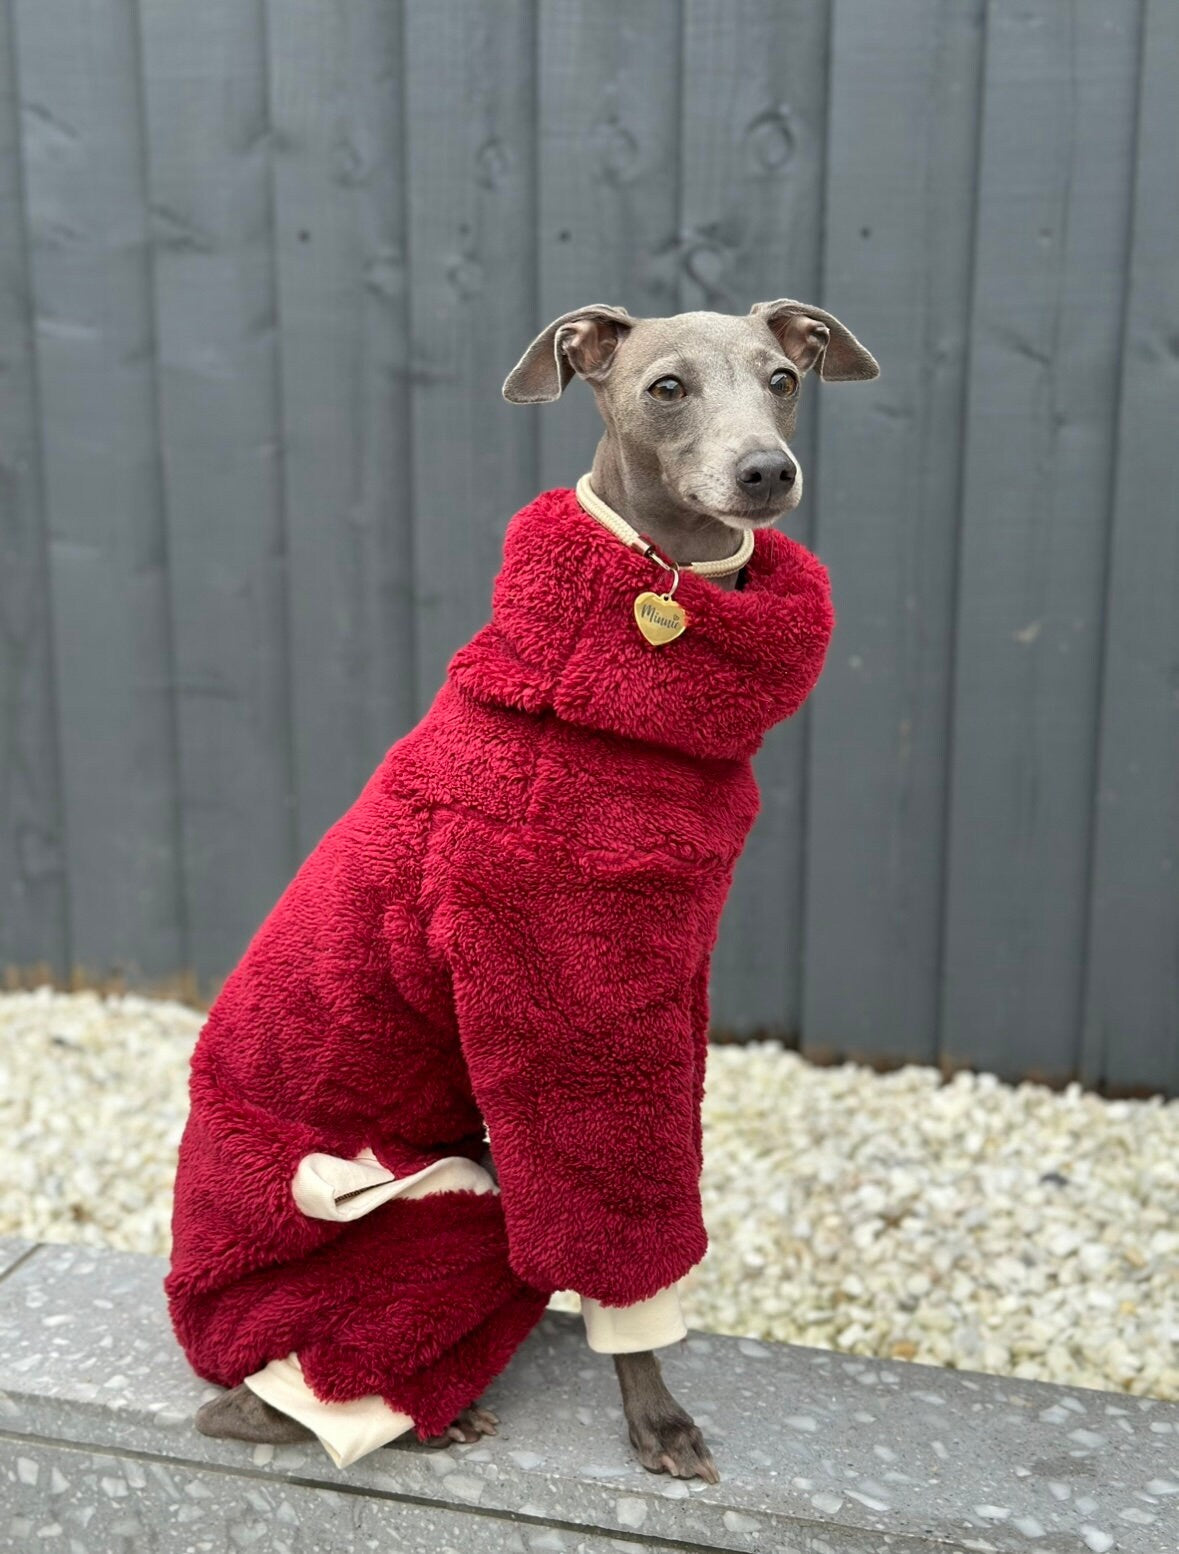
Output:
(581, 1283), (687, 1353)
(291, 1147), (496, 1221)
(242, 1352), (414, 1468)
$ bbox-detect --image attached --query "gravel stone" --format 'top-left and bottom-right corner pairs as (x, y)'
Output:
(2, 991), (1176, 1400)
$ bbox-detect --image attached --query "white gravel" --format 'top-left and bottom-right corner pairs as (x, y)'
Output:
(2, 988), (1176, 1400)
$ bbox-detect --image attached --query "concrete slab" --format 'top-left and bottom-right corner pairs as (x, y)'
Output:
(0, 1238), (39, 1285)
(0, 1439), (655, 1554)
(0, 1241), (1176, 1552)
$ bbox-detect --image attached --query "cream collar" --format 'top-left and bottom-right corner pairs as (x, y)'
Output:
(575, 473), (754, 579)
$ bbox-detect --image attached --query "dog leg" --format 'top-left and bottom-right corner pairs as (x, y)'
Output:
(614, 1350), (719, 1483)
(199, 1384), (500, 1453)
(195, 1384), (315, 1445)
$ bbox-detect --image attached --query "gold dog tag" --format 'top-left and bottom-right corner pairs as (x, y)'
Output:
(634, 591), (687, 645)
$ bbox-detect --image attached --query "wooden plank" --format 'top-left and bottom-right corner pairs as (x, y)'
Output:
(403, 0), (538, 709)
(138, 0), (296, 987)
(803, 0), (984, 1062)
(1082, 0), (1179, 1095)
(535, 0), (682, 496)
(0, 0), (68, 980)
(11, 0), (184, 982)
(679, 0), (829, 1037)
(939, 0), (1141, 1081)
(264, 0), (416, 854)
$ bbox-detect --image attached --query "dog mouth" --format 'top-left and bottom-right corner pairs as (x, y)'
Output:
(667, 471), (803, 530)
(714, 507), (791, 529)
(679, 493), (800, 529)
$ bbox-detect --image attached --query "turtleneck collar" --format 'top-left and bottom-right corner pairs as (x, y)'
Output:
(446, 487), (835, 762)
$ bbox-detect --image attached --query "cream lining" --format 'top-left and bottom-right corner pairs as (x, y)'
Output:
(291, 1146), (496, 1221)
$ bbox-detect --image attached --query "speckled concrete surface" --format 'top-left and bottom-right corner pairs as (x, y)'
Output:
(2, 1444), (648, 1554)
(1, 1238), (1177, 1553)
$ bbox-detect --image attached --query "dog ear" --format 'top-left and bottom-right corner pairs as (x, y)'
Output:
(750, 299), (879, 382)
(502, 305), (636, 403)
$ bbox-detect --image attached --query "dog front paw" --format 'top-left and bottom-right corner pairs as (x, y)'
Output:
(626, 1404), (720, 1483)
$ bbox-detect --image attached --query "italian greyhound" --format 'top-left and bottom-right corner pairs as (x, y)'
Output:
(495, 300), (878, 1482)
(192, 300), (877, 1481)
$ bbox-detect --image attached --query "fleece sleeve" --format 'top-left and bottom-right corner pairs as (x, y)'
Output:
(434, 827), (720, 1308)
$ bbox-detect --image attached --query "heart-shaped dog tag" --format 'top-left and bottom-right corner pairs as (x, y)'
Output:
(633, 591), (687, 645)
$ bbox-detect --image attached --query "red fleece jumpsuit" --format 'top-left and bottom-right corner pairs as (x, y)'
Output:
(165, 485), (834, 1443)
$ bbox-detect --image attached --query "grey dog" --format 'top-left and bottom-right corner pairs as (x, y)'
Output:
(195, 298), (877, 1482)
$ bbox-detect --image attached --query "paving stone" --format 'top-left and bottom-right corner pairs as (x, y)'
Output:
(0, 1238), (1176, 1552)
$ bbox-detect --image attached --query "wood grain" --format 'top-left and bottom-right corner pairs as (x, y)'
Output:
(265, 0), (417, 854)
(0, 0), (68, 976)
(939, 0), (1141, 1081)
(804, 0), (984, 1063)
(138, 0), (297, 987)
(1082, 0), (1179, 1094)
(403, 0), (539, 710)
(11, 0), (184, 981)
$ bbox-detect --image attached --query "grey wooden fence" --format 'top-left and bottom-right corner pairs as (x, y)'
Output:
(2, 0), (1176, 1092)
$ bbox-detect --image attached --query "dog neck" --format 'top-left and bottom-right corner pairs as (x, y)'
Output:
(574, 474), (753, 582)
(588, 438), (754, 584)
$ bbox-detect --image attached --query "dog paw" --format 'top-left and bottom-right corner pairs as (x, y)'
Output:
(195, 1384), (315, 1446)
(446, 1403), (500, 1443)
(421, 1402), (500, 1447)
(628, 1408), (720, 1483)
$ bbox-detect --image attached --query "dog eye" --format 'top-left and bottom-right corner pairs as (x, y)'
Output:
(769, 369), (798, 397)
(647, 376), (686, 402)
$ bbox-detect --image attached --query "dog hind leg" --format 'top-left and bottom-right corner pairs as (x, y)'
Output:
(195, 1382), (314, 1445)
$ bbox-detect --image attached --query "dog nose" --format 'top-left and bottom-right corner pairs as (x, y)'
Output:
(736, 450), (796, 489)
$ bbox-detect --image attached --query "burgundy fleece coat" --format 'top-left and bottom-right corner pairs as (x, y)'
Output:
(165, 485), (834, 1438)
